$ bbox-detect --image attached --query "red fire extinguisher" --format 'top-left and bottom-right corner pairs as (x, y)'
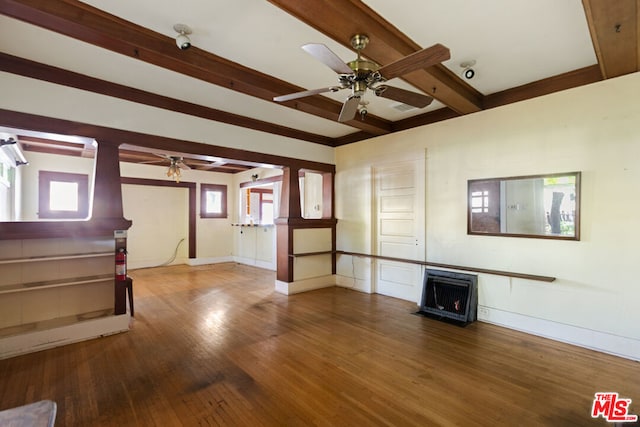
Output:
(115, 248), (127, 281)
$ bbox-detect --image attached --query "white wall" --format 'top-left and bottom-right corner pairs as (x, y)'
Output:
(336, 71), (640, 360)
(120, 162), (236, 269)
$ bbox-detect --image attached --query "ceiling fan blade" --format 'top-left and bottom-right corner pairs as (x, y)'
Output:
(338, 95), (361, 122)
(274, 86), (341, 102)
(302, 43), (353, 74)
(378, 43), (451, 81)
(177, 161), (191, 170)
(374, 85), (433, 108)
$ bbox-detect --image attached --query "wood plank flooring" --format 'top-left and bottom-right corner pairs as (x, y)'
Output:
(0, 263), (638, 426)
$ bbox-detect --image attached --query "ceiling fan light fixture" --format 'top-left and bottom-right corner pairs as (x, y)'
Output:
(167, 162), (181, 182)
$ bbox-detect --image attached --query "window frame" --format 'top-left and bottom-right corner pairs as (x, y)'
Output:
(250, 188), (273, 225)
(38, 170), (89, 219)
(200, 183), (228, 219)
(471, 190), (490, 213)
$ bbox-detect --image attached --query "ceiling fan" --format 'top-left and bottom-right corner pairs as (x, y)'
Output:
(142, 154), (191, 182)
(274, 34), (451, 122)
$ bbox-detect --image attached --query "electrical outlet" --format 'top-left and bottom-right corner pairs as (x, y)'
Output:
(478, 307), (489, 317)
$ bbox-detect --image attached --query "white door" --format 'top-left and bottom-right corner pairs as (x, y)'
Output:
(373, 158), (425, 302)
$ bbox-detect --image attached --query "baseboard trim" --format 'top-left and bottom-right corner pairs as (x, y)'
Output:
(0, 314), (130, 360)
(275, 275), (336, 295)
(333, 275), (640, 361)
(233, 256), (275, 271)
(335, 274), (373, 293)
(187, 256), (234, 266)
(478, 305), (640, 362)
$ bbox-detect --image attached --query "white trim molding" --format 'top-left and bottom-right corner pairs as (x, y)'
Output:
(335, 274), (374, 294)
(187, 256), (235, 266)
(275, 275), (336, 295)
(233, 256), (275, 271)
(0, 314), (130, 360)
(478, 305), (640, 362)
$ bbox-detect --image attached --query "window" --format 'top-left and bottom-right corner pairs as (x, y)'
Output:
(38, 171), (89, 219)
(471, 190), (489, 213)
(201, 184), (227, 218)
(257, 189), (274, 225)
(241, 187), (274, 224)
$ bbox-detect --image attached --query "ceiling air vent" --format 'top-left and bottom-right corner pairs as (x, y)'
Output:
(391, 102), (418, 112)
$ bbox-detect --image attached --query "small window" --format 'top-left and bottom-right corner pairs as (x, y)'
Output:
(201, 184), (227, 218)
(39, 171), (89, 219)
(242, 187), (274, 224)
(471, 190), (489, 213)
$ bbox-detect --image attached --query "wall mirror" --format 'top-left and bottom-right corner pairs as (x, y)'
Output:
(468, 172), (580, 240)
(1, 127), (97, 222)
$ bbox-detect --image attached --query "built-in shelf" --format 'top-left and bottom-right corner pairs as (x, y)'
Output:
(0, 218), (132, 240)
(289, 251), (334, 258)
(335, 250), (556, 282)
(0, 274), (113, 295)
(231, 223), (274, 227)
(0, 252), (113, 265)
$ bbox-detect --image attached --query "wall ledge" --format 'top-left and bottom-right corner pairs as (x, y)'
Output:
(0, 218), (132, 240)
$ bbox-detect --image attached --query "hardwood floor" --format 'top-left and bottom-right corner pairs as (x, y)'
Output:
(0, 263), (638, 426)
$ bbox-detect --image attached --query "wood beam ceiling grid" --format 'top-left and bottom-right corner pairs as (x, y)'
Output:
(2, 0), (629, 148)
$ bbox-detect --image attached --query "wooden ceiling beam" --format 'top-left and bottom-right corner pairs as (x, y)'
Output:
(1, 109), (336, 173)
(483, 65), (603, 109)
(268, 0), (483, 115)
(0, 53), (338, 146)
(582, 0), (638, 78)
(0, 0), (392, 135)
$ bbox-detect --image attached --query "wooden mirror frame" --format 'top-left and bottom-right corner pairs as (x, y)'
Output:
(467, 172), (581, 240)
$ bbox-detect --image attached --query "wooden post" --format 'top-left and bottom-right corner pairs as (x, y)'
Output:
(94, 139), (130, 314)
(92, 140), (125, 220)
(323, 172), (336, 274)
(278, 166), (302, 219)
(276, 167), (302, 283)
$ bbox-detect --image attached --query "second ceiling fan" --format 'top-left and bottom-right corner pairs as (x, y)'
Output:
(274, 34), (451, 122)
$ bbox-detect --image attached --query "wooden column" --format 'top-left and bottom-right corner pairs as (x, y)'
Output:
(323, 171), (336, 274)
(279, 166), (302, 219)
(94, 139), (131, 315)
(92, 140), (125, 220)
(275, 166), (301, 283)
(276, 168), (337, 284)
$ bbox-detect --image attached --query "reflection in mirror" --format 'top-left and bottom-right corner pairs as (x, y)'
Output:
(240, 184), (275, 225)
(300, 171), (324, 219)
(468, 172), (580, 240)
(238, 170), (283, 225)
(0, 128), (97, 222)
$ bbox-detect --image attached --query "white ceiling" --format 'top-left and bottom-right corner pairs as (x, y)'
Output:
(0, 0), (599, 142)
